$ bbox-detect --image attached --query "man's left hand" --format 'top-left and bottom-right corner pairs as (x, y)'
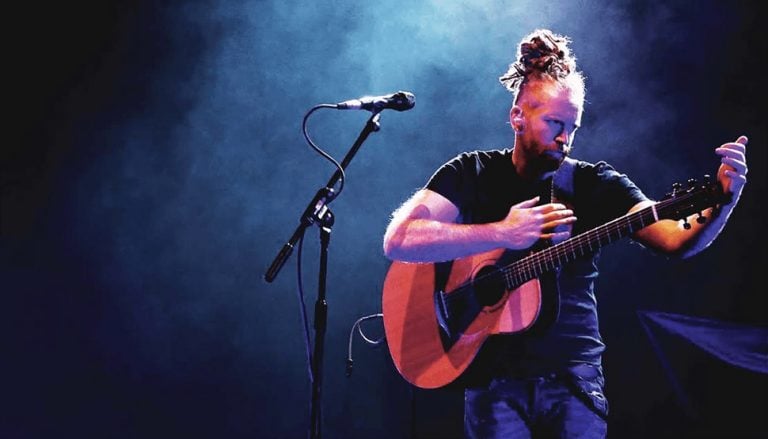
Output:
(715, 135), (748, 201)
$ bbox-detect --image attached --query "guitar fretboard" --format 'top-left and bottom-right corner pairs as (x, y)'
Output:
(499, 188), (709, 289)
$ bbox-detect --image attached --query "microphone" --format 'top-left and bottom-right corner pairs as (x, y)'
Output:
(335, 91), (415, 112)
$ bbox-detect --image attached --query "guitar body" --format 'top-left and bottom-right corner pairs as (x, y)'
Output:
(382, 248), (543, 389)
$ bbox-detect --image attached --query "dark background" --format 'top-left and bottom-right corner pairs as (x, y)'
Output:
(3, 1), (766, 437)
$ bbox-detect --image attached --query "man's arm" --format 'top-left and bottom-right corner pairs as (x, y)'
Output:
(631, 136), (748, 258)
(383, 189), (576, 263)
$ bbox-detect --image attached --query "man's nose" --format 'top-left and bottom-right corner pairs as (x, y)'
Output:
(555, 129), (573, 148)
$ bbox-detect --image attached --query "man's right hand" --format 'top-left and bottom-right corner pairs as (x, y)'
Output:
(496, 196), (577, 249)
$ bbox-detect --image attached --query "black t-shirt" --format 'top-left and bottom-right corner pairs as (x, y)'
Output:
(425, 148), (649, 383)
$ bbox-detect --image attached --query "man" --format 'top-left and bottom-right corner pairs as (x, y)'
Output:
(382, 29), (747, 438)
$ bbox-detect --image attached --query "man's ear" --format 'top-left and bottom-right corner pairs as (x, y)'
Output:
(510, 106), (525, 132)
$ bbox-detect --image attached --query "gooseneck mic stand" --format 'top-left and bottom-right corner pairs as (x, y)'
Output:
(264, 109), (382, 439)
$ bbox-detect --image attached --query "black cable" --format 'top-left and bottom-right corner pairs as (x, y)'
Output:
(302, 104), (346, 197)
(295, 103), (346, 384)
(295, 231), (314, 383)
(345, 313), (385, 377)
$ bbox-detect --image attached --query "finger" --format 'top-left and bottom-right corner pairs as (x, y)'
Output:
(535, 203), (567, 213)
(736, 135), (748, 146)
(544, 209), (575, 221)
(716, 143), (746, 156)
(724, 170), (747, 184)
(715, 143), (747, 160)
(542, 231), (571, 241)
(720, 157), (748, 174)
(512, 196), (539, 209)
(543, 216), (577, 230)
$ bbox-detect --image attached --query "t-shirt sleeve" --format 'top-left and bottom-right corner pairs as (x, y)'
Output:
(424, 152), (476, 210)
(589, 161), (650, 223)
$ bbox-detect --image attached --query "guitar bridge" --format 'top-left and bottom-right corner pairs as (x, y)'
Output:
(434, 286), (481, 352)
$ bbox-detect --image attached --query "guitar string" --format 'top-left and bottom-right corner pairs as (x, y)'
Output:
(443, 208), (656, 306)
(444, 206), (654, 304)
(442, 187), (706, 304)
(511, 206), (660, 285)
(444, 196), (674, 304)
(506, 188), (702, 286)
(507, 177), (645, 286)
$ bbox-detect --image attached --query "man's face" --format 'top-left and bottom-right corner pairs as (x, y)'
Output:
(512, 80), (583, 176)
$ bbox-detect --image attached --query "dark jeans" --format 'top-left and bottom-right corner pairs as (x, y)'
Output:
(464, 364), (608, 438)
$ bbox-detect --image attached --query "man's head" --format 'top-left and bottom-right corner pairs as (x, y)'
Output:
(500, 29), (585, 178)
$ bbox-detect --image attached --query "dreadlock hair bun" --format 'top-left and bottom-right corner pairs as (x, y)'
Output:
(499, 29), (581, 97)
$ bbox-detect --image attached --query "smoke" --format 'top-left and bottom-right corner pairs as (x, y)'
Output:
(12, 0), (762, 437)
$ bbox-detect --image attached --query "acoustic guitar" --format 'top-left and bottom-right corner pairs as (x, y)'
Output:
(382, 177), (727, 389)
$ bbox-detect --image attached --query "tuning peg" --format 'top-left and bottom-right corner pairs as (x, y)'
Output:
(687, 178), (698, 187)
(696, 212), (707, 224)
(703, 174), (711, 182)
(682, 218), (692, 230)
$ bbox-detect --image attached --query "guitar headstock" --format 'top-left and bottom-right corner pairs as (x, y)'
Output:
(657, 175), (731, 227)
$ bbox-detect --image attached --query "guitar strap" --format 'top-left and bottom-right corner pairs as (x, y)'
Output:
(530, 157), (577, 332)
(536, 157), (576, 246)
(551, 157), (577, 205)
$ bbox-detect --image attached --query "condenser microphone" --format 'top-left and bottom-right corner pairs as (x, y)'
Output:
(335, 91), (415, 112)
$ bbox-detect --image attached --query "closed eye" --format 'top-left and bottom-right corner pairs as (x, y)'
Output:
(546, 119), (565, 131)
(547, 119), (579, 135)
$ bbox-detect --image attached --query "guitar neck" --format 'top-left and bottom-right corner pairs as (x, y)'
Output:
(503, 203), (663, 289)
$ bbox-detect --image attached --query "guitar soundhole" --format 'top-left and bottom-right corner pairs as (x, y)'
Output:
(472, 265), (506, 307)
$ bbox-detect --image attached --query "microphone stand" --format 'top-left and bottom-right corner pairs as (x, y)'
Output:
(265, 110), (382, 439)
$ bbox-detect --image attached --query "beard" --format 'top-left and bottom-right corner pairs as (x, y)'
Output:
(528, 148), (566, 178)
(514, 134), (569, 179)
